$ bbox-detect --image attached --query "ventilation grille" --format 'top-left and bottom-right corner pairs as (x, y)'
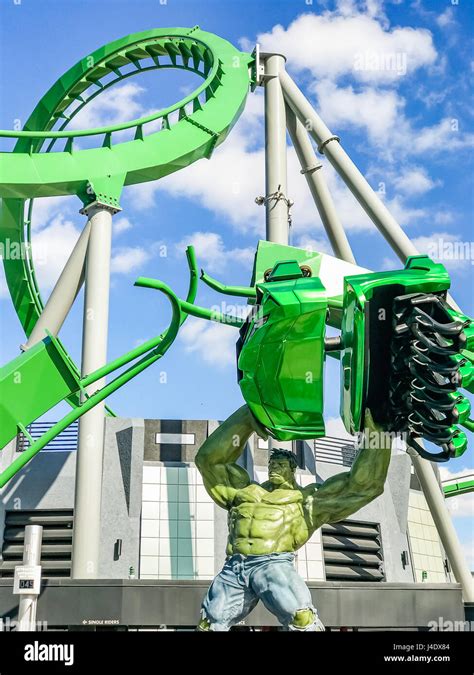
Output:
(17, 421), (78, 453)
(313, 437), (358, 467)
(322, 520), (384, 581)
(1, 510), (73, 578)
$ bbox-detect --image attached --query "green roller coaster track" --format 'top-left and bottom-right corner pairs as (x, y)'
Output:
(0, 27), (254, 486)
(443, 475), (474, 498)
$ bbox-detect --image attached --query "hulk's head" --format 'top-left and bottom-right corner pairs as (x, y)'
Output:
(268, 449), (298, 486)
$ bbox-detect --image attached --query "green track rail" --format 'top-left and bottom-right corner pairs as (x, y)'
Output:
(443, 475), (474, 498)
(0, 27), (253, 483)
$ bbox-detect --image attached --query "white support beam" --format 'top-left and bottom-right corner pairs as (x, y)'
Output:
(24, 219), (91, 348)
(71, 204), (113, 579)
(264, 54), (289, 245)
(408, 449), (474, 601)
(263, 54), (293, 454)
(286, 104), (356, 264)
(280, 70), (418, 262)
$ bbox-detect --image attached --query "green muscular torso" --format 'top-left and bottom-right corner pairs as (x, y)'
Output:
(228, 483), (312, 555)
(196, 405), (392, 556)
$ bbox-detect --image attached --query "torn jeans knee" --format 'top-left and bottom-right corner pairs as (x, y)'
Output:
(288, 606), (325, 632)
(196, 608), (231, 632)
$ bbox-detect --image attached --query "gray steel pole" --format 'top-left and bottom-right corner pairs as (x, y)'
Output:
(280, 70), (418, 262)
(407, 449), (474, 601)
(72, 204), (113, 579)
(285, 105), (356, 264)
(17, 525), (42, 631)
(264, 54), (292, 453)
(25, 219), (91, 348)
(264, 54), (289, 245)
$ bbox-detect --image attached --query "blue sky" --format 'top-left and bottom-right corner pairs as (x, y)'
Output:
(0, 0), (473, 562)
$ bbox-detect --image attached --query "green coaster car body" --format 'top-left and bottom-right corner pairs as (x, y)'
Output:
(237, 260), (327, 441)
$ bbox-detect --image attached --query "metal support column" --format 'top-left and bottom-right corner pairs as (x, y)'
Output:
(264, 54), (289, 245)
(17, 525), (42, 631)
(25, 219), (92, 348)
(280, 70), (418, 262)
(71, 204), (113, 579)
(285, 104), (356, 264)
(263, 54), (292, 453)
(408, 449), (474, 601)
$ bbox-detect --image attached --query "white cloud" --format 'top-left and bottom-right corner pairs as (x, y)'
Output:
(31, 215), (82, 293)
(436, 8), (456, 29)
(96, 15), (461, 245)
(254, 12), (437, 84)
(126, 95), (430, 242)
(410, 118), (474, 154)
(175, 232), (254, 274)
(384, 195), (428, 225)
(69, 83), (146, 130)
(444, 493), (474, 519)
(30, 195), (76, 231)
(439, 466), (474, 482)
(111, 246), (151, 274)
(42, 10), (466, 266)
(311, 81), (473, 158)
(114, 216), (133, 235)
(392, 167), (440, 196)
(127, 89), (394, 236)
(381, 256), (398, 270)
(179, 317), (238, 368)
(293, 234), (333, 255)
(126, 96), (267, 230)
(312, 79), (402, 144)
(30, 206), (149, 293)
(433, 211), (454, 226)
(411, 232), (473, 274)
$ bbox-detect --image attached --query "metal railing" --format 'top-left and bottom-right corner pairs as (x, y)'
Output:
(442, 473), (474, 498)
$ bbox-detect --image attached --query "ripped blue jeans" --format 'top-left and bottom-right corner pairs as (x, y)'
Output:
(200, 552), (324, 631)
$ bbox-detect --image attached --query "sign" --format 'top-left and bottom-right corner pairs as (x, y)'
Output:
(13, 565), (41, 595)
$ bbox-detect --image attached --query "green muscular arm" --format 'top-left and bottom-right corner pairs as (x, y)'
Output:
(195, 405), (265, 510)
(307, 410), (392, 529)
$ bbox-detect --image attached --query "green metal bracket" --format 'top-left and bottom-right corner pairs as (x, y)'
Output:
(78, 174), (126, 211)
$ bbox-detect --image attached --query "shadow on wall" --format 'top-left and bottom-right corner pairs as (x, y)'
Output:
(0, 444), (74, 566)
(1, 448), (72, 511)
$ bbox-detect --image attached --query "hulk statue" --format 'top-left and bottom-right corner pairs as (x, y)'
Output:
(195, 404), (392, 631)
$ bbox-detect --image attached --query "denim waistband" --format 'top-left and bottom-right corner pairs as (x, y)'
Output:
(226, 552), (295, 562)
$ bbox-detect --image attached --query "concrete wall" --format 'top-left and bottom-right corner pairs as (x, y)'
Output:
(0, 438), (76, 560)
(143, 419), (208, 463)
(99, 418), (144, 578)
(0, 418), (145, 581)
(0, 417), (452, 589)
(313, 449), (416, 583)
